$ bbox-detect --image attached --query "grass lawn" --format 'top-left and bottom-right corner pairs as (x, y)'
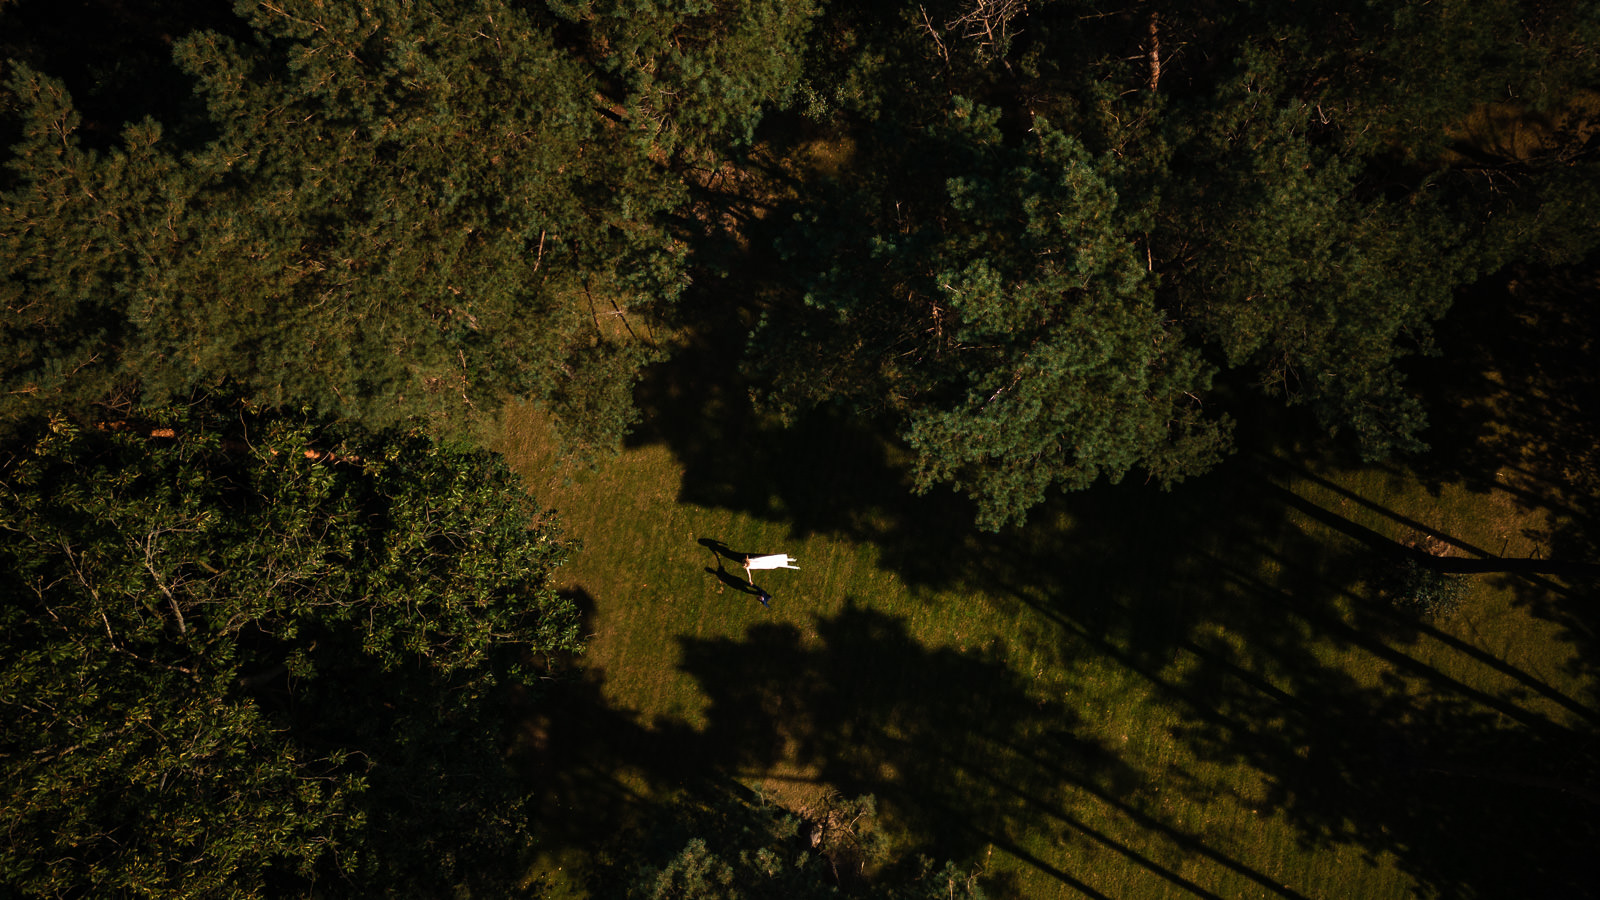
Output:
(493, 351), (1598, 899)
(488, 135), (1599, 896)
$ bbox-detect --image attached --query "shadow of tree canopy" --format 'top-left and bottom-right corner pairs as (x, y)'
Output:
(1163, 550), (1600, 899)
(672, 603), (1331, 898)
(619, 142), (1600, 896)
(1408, 254), (1600, 700)
(798, 426), (1600, 898)
(516, 458), (1600, 896)
(931, 459), (1600, 898)
(678, 603), (1135, 817)
(507, 588), (707, 851)
(509, 601), (1085, 893)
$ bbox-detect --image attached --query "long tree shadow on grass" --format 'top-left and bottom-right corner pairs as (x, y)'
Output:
(629, 322), (984, 578)
(952, 442), (1600, 898)
(508, 597), (1129, 896)
(1406, 257), (1600, 696)
(673, 603), (1319, 899)
(522, 467), (1599, 896)
(629, 332), (1600, 897)
(508, 588), (713, 853)
(1156, 525), (1600, 899)
(630, 155), (1600, 896)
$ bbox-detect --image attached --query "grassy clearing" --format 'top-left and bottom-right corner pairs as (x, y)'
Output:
(494, 370), (1597, 899)
(480, 84), (1600, 900)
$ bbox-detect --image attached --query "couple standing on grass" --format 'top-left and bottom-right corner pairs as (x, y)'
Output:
(742, 553), (798, 607)
(700, 539), (797, 608)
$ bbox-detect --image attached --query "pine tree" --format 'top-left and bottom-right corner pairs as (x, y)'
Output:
(744, 0), (1600, 524)
(755, 99), (1228, 529)
(547, 0), (822, 155)
(2, 0), (691, 452)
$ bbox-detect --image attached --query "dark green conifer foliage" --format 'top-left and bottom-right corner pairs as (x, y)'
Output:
(1151, 51), (1477, 458)
(4, 0), (1599, 524)
(1226, 0), (1600, 160)
(0, 65), (178, 423)
(749, 0), (1600, 524)
(1146, 17), (1600, 457)
(758, 99), (1228, 528)
(0, 398), (580, 897)
(547, 0), (821, 154)
(2, 0), (689, 452)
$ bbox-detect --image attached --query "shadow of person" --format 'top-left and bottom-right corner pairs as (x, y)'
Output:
(706, 563), (771, 604)
(698, 537), (754, 564)
(706, 564), (761, 595)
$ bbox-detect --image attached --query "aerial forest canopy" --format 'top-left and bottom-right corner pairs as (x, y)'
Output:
(1, 0), (1598, 520)
(0, 398), (582, 895)
(3, 1), (1600, 897)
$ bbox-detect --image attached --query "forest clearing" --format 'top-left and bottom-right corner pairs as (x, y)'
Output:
(3, 0), (1597, 896)
(493, 267), (1598, 898)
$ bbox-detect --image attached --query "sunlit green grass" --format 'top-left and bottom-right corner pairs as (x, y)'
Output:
(494, 398), (1592, 899)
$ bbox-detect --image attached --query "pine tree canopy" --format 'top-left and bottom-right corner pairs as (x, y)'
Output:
(3, 0), (1597, 521)
(754, 100), (1230, 528)
(2, 0), (697, 451)
(742, 0), (1600, 526)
